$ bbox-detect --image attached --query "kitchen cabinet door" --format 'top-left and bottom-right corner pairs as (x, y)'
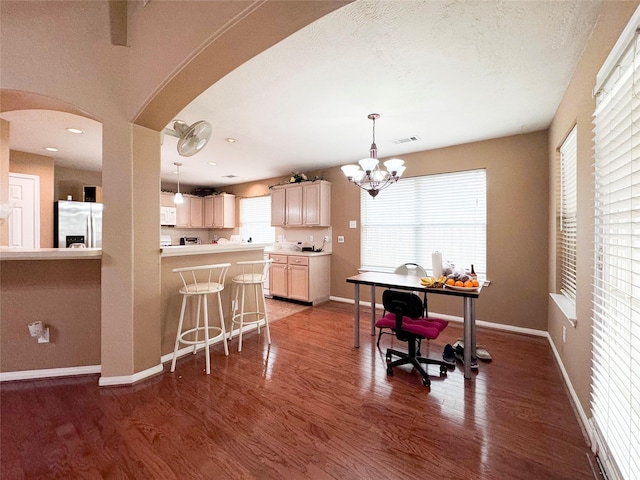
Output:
(269, 262), (288, 297)
(285, 185), (303, 226)
(189, 196), (204, 228)
(271, 188), (286, 226)
(302, 182), (331, 226)
(287, 264), (309, 301)
(204, 196), (215, 228)
(213, 194), (236, 228)
(175, 196), (190, 227)
(160, 192), (175, 207)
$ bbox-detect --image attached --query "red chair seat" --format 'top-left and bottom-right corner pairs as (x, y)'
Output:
(375, 312), (448, 340)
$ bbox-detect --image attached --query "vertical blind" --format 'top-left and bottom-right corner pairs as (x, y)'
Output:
(560, 126), (578, 300)
(361, 169), (486, 276)
(239, 195), (275, 244)
(591, 12), (640, 480)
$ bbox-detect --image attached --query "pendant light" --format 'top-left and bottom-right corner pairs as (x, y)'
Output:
(173, 162), (184, 204)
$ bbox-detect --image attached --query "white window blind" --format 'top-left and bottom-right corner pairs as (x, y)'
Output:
(560, 126), (578, 300)
(239, 195), (275, 244)
(591, 10), (640, 480)
(361, 169), (486, 276)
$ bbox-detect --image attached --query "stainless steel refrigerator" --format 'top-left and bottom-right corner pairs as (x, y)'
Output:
(54, 200), (103, 248)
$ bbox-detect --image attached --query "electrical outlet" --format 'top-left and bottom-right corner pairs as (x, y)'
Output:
(562, 326), (567, 343)
(324, 236), (329, 242)
(310, 235), (314, 242)
(349, 220), (357, 228)
(337, 235), (345, 243)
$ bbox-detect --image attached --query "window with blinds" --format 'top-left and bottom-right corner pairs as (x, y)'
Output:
(591, 9), (640, 480)
(239, 195), (275, 244)
(361, 169), (486, 276)
(559, 126), (577, 300)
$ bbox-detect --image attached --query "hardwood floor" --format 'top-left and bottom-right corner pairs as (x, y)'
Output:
(1, 300), (598, 479)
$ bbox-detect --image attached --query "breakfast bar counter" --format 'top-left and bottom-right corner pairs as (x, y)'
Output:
(160, 243), (266, 357)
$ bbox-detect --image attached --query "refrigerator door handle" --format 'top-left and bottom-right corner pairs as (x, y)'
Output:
(87, 214), (93, 248)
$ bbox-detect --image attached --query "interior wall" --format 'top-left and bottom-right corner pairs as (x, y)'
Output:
(0, 119), (10, 246)
(326, 131), (550, 332)
(9, 150), (54, 248)
(0, 259), (101, 372)
(54, 166), (102, 202)
(547, 1), (639, 416)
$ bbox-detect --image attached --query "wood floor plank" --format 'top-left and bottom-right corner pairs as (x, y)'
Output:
(1, 300), (596, 479)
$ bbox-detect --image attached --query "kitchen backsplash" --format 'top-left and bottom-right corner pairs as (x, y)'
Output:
(161, 225), (332, 251)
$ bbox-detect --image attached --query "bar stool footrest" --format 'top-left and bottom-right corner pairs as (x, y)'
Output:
(178, 326), (225, 346)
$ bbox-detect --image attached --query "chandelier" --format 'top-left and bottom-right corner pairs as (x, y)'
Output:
(341, 113), (405, 198)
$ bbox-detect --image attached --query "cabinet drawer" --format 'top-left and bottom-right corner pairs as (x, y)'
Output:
(287, 255), (308, 266)
(269, 254), (288, 264)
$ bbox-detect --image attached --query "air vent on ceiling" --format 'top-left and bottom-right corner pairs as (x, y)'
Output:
(392, 136), (420, 145)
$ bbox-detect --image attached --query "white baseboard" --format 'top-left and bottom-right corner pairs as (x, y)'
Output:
(0, 365), (101, 382)
(547, 334), (592, 447)
(98, 363), (164, 387)
(329, 295), (547, 338)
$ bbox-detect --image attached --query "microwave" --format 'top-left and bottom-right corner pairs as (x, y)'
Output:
(160, 206), (177, 226)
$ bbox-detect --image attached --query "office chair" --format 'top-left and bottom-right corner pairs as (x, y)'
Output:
(376, 289), (448, 387)
(377, 263), (430, 348)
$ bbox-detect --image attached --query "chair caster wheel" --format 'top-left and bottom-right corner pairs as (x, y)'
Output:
(385, 352), (392, 362)
(422, 377), (430, 387)
(386, 366), (394, 376)
(440, 365), (448, 375)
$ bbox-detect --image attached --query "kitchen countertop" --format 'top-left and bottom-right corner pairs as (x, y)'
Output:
(161, 243), (270, 257)
(0, 247), (102, 261)
(265, 249), (332, 257)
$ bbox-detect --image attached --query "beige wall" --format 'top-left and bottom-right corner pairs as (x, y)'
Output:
(317, 132), (548, 330)
(0, 259), (101, 371)
(54, 166), (102, 202)
(224, 131), (549, 332)
(9, 150), (55, 248)
(547, 1), (639, 415)
(0, 119), (10, 246)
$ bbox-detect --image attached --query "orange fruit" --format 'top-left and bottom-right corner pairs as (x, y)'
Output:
(446, 278), (455, 286)
(455, 280), (464, 287)
(472, 280), (479, 287)
(464, 280), (474, 288)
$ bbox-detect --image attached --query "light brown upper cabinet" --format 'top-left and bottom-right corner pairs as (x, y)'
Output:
(271, 181), (331, 227)
(204, 193), (236, 228)
(175, 194), (203, 228)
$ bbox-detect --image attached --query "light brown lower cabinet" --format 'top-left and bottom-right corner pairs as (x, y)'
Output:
(269, 253), (330, 305)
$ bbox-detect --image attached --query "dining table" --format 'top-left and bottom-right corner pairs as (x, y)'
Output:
(346, 271), (482, 379)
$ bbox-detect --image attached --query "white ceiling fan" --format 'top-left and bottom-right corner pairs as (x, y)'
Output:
(162, 120), (212, 157)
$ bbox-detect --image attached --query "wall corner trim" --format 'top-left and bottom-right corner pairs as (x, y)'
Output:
(98, 363), (163, 387)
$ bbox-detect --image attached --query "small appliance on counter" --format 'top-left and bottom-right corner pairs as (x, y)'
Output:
(180, 236), (201, 245)
(160, 235), (173, 247)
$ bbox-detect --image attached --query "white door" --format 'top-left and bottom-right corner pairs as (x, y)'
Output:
(8, 173), (40, 248)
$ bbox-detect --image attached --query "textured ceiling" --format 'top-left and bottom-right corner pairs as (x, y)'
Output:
(2, 0), (603, 187)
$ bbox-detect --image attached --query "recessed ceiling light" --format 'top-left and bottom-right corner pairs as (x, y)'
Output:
(44, 147), (59, 152)
(225, 138), (236, 143)
(66, 128), (84, 134)
(208, 162), (217, 166)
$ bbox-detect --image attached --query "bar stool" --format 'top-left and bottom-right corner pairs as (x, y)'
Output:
(170, 263), (231, 374)
(229, 259), (273, 352)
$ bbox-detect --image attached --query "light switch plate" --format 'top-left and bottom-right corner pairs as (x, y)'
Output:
(337, 235), (345, 243)
(349, 220), (357, 228)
